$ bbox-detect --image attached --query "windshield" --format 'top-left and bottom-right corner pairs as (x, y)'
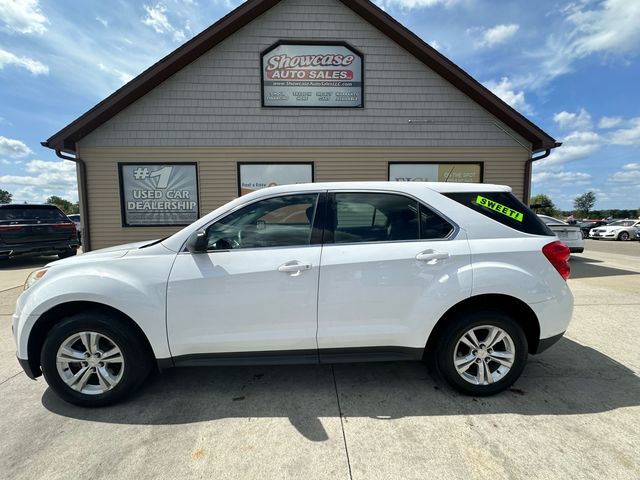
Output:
(539, 215), (567, 225)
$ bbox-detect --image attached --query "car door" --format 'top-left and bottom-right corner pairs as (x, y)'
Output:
(317, 191), (472, 361)
(166, 192), (325, 362)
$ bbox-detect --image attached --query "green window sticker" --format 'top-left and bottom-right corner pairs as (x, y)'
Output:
(475, 195), (524, 222)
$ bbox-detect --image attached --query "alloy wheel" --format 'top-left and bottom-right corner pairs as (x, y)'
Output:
(453, 325), (515, 386)
(55, 331), (125, 395)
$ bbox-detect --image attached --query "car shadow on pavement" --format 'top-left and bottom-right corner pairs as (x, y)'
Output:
(41, 337), (640, 441)
(569, 256), (638, 279)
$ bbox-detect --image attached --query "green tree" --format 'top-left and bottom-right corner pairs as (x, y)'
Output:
(529, 194), (558, 217)
(0, 188), (11, 204)
(47, 196), (79, 214)
(573, 191), (596, 217)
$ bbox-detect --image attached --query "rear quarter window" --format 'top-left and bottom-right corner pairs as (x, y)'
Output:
(444, 192), (554, 236)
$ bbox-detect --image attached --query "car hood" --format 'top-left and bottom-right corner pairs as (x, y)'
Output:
(46, 239), (159, 267)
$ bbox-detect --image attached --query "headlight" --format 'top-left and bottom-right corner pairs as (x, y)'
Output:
(24, 268), (48, 290)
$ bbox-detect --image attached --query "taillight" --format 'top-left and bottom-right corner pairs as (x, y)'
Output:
(542, 241), (571, 280)
(52, 222), (76, 229)
(0, 225), (22, 231)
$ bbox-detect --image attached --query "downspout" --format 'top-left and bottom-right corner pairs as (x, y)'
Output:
(43, 145), (92, 252)
(523, 142), (562, 206)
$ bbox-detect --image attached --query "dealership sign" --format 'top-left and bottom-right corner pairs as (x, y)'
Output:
(118, 163), (199, 226)
(262, 42), (363, 107)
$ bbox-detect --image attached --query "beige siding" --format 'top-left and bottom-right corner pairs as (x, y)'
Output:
(78, 0), (530, 149)
(80, 146), (528, 250)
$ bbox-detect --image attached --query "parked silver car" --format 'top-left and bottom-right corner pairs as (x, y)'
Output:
(537, 215), (584, 253)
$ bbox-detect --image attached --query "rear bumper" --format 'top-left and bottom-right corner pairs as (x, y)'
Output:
(0, 240), (78, 258)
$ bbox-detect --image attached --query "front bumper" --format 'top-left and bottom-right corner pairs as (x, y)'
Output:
(17, 356), (39, 380)
(532, 331), (565, 354)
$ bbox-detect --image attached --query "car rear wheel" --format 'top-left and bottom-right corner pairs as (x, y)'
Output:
(41, 311), (152, 407)
(618, 231), (629, 241)
(434, 310), (528, 396)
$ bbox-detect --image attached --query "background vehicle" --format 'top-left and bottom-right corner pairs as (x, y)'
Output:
(66, 214), (82, 245)
(578, 220), (608, 239)
(589, 219), (640, 241)
(0, 204), (79, 261)
(634, 227), (640, 241)
(13, 183), (573, 406)
(538, 215), (584, 253)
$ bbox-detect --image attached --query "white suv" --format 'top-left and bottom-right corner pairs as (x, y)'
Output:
(13, 182), (573, 406)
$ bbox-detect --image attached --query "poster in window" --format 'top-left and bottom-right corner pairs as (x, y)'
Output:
(239, 164), (313, 196)
(119, 163), (199, 226)
(262, 42), (363, 107)
(389, 163), (482, 183)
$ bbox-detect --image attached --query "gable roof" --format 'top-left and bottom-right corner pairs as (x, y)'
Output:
(43, 0), (558, 153)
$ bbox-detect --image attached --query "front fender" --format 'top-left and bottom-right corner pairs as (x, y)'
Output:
(15, 246), (175, 359)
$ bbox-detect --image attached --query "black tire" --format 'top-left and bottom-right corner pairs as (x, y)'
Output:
(58, 248), (77, 259)
(41, 311), (152, 407)
(618, 231), (629, 241)
(433, 310), (528, 396)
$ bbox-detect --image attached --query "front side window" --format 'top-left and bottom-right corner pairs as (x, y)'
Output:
(332, 192), (452, 244)
(206, 194), (318, 250)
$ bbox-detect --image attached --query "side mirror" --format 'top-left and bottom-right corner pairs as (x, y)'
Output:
(186, 230), (208, 253)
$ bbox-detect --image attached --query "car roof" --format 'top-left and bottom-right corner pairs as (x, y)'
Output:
(238, 181), (511, 199)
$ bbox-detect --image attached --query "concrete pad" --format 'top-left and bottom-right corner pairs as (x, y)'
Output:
(0, 365), (349, 480)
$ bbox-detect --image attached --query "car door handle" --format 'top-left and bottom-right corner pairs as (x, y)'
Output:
(415, 250), (450, 262)
(278, 261), (312, 274)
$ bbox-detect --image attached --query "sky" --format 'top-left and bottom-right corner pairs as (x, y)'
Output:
(0, 0), (639, 210)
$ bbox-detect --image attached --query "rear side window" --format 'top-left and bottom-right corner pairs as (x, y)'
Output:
(331, 192), (453, 243)
(445, 192), (553, 236)
(0, 206), (67, 222)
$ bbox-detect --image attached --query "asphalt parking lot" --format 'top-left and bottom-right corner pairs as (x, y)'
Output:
(1, 239), (639, 480)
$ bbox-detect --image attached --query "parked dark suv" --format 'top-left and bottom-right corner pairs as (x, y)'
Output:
(0, 204), (79, 261)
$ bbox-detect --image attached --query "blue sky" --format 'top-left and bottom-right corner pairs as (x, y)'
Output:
(0, 0), (639, 210)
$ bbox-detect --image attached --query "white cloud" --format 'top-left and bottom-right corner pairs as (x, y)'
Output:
(532, 170), (592, 186)
(0, 159), (78, 203)
(0, 47), (48, 75)
(374, 0), (460, 9)
(598, 116), (624, 129)
(98, 63), (134, 85)
(565, 0), (640, 58)
(553, 108), (593, 130)
(477, 24), (519, 48)
(0, 0), (47, 35)
(142, 3), (185, 42)
(609, 163), (640, 184)
(96, 17), (108, 28)
(429, 40), (442, 51)
(609, 118), (640, 146)
(1, 159), (10, 165)
(483, 77), (532, 114)
(537, 131), (603, 168)
(0, 136), (33, 158)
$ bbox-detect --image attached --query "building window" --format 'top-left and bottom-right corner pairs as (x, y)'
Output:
(118, 163), (199, 227)
(238, 163), (313, 196)
(388, 162), (483, 183)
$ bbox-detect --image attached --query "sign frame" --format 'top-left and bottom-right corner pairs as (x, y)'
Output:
(117, 162), (200, 228)
(388, 161), (484, 183)
(237, 162), (315, 196)
(260, 40), (365, 109)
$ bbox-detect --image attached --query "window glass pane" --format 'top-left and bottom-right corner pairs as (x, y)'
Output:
(206, 194), (318, 250)
(334, 193), (419, 243)
(419, 205), (454, 239)
(0, 206), (66, 221)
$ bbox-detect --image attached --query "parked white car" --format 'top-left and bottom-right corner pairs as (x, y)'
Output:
(537, 215), (585, 253)
(13, 182), (574, 406)
(589, 219), (640, 241)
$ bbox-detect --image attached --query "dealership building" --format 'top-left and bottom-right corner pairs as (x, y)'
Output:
(43, 0), (559, 251)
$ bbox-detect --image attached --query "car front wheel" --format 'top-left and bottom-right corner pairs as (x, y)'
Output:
(435, 310), (528, 396)
(41, 311), (152, 406)
(618, 231), (629, 241)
